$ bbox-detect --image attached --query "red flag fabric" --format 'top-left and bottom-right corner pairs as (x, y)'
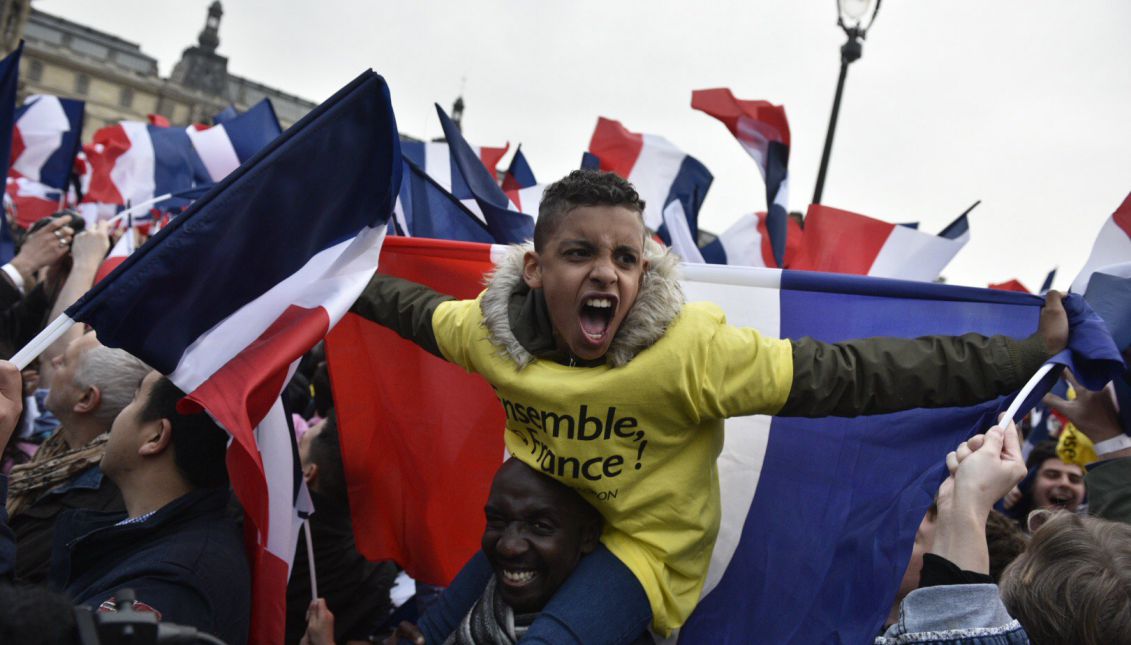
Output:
(989, 279), (1031, 293)
(326, 237), (505, 585)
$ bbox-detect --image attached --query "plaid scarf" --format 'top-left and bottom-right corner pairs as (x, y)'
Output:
(443, 576), (537, 645)
(6, 430), (109, 518)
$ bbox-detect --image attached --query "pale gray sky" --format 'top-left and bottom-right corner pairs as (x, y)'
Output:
(39, 0), (1131, 289)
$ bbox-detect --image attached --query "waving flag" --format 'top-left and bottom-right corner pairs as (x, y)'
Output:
(5, 176), (62, 228)
(434, 104), (532, 244)
(327, 236), (1122, 643)
(791, 204), (967, 281)
(501, 147), (545, 216)
(327, 237), (1121, 642)
(67, 70), (402, 645)
(393, 158), (494, 244)
(587, 117), (713, 261)
(0, 42), (22, 261)
(82, 121), (207, 207)
(10, 95), (84, 189)
(692, 88), (790, 267)
(699, 213), (805, 268)
(401, 139), (509, 194)
(1071, 192), (1131, 293)
(186, 99), (282, 183)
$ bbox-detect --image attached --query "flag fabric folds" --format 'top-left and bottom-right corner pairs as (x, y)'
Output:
(186, 99), (282, 183)
(67, 70), (402, 645)
(699, 212), (804, 269)
(790, 204), (967, 281)
(10, 94), (85, 189)
(82, 121), (208, 207)
(326, 236), (1122, 643)
(501, 147), (544, 216)
(1071, 192), (1131, 293)
(0, 42), (22, 262)
(393, 159), (495, 244)
(692, 88), (790, 267)
(587, 117), (713, 262)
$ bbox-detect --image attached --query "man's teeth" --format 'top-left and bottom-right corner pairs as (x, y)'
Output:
(586, 298), (613, 308)
(503, 570), (536, 583)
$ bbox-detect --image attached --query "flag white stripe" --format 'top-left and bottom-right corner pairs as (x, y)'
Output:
(869, 224), (965, 282)
(186, 124), (241, 181)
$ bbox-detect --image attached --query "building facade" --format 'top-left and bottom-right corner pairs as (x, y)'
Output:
(0, 0), (315, 139)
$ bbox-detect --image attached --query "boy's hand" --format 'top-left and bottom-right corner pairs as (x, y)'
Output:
(299, 598), (336, 645)
(1034, 291), (1069, 357)
(943, 421), (1028, 515)
(1042, 369), (1123, 443)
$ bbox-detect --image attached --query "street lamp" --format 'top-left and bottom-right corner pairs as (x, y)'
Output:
(811, 0), (882, 205)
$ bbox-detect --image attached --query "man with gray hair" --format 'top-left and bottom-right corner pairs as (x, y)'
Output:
(6, 330), (149, 584)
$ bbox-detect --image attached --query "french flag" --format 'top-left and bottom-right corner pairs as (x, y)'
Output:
(401, 138), (509, 195)
(9, 94), (85, 190)
(501, 146), (545, 216)
(392, 158), (495, 244)
(699, 212), (805, 268)
(327, 236), (1122, 643)
(0, 42), (22, 261)
(692, 88), (790, 267)
(66, 70), (402, 645)
(1071, 192), (1131, 293)
(82, 121), (207, 207)
(185, 99), (282, 183)
(5, 176), (62, 228)
(790, 204), (969, 281)
(587, 117), (713, 263)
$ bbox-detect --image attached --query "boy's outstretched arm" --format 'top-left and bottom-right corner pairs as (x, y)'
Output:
(350, 272), (455, 358)
(777, 292), (1068, 417)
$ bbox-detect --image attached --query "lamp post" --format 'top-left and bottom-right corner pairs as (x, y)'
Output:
(811, 0), (882, 205)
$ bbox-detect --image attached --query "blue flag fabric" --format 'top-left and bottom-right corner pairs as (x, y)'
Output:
(434, 105), (533, 244)
(67, 70), (401, 373)
(675, 275), (1123, 644)
(0, 43), (22, 262)
(394, 159), (494, 244)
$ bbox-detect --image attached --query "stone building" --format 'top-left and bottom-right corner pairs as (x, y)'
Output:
(0, 0), (315, 139)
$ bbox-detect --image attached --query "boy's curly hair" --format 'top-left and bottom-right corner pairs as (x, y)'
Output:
(534, 170), (646, 251)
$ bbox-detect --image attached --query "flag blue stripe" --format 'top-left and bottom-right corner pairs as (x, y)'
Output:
(401, 159), (494, 244)
(225, 99), (282, 163)
(148, 125), (209, 197)
(0, 43), (22, 263)
(38, 97), (84, 190)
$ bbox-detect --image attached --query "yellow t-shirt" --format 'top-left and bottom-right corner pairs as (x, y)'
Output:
(432, 297), (795, 634)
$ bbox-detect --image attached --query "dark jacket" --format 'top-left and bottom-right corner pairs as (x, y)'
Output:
(285, 490), (397, 644)
(50, 488), (250, 645)
(10, 464), (124, 585)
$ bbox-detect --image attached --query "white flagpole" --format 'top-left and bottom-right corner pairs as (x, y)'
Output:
(105, 193), (172, 227)
(996, 362), (1055, 429)
(303, 519), (318, 602)
(9, 314), (77, 370)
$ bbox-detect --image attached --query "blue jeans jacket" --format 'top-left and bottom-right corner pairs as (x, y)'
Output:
(875, 584), (1028, 645)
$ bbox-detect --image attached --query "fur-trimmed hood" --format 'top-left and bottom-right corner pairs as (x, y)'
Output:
(480, 238), (684, 369)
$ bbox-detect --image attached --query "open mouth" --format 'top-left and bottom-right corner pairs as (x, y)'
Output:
(500, 568), (539, 588)
(578, 295), (617, 344)
(1048, 492), (1075, 508)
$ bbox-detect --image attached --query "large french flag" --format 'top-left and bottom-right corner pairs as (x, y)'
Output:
(82, 121), (208, 207)
(327, 236), (1122, 642)
(9, 94), (84, 189)
(185, 99), (282, 183)
(0, 42), (22, 261)
(791, 204), (969, 281)
(692, 88), (790, 267)
(65, 70), (401, 645)
(1071, 192), (1131, 293)
(587, 117), (713, 263)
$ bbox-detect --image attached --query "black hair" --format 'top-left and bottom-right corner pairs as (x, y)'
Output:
(138, 375), (230, 489)
(309, 412), (346, 502)
(534, 170), (646, 252)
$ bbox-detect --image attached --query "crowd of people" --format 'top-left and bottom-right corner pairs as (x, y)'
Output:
(0, 170), (1127, 644)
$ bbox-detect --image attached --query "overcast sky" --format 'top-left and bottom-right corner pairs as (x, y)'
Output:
(39, 0), (1131, 289)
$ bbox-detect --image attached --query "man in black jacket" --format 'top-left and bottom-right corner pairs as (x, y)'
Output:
(49, 370), (250, 645)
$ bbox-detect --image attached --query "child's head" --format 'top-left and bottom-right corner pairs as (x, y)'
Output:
(523, 170), (649, 362)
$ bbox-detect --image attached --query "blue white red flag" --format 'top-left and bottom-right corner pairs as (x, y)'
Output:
(1071, 192), (1131, 293)
(692, 88), (790, 267)
(587, 117), (713, 262)
(790, 204), (968, 281)
(186, 99), (281, 183)
(5, 176), (62, 228)
(699, 212), (804, 269)
(401, 137), (508, 198)
(327, 237), (1122, 643)
(82, 121), (207, 207)
(392, 158), (494, 244)
(10, 94), (84, 190)
(67, 70), (402, 645)
(501, 146), (544, 216)
(432, 105), (532, 244)
(0, 42), (22, 261)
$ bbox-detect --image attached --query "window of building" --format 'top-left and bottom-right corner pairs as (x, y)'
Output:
(27, 60), (43, 82)
(74, 73), (90, 95)
(119, 87), (133, 108)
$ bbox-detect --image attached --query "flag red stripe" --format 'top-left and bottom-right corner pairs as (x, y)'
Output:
(1113, 192), (1131, 237)
(792, 205), (894, 275)
(588, 117), (645, 177)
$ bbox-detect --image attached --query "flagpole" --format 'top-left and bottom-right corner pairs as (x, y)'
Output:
(303, 519), (318, 602)
(996, 362), (1055, 429)
(9, 314), (76, 370)
(105, 193), (172, 227)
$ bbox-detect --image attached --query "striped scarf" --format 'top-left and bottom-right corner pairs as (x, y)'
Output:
(444, 576), (537, 645)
